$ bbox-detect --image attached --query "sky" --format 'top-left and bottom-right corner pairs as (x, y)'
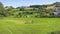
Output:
(0, 0), (60, 7)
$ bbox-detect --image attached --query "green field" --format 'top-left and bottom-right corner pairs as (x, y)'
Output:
(0, 18), (60, 34)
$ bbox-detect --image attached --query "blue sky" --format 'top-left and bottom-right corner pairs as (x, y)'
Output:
(0, 0), (60, 7)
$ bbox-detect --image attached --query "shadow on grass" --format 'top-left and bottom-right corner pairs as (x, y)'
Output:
(48, 31), (60, 34)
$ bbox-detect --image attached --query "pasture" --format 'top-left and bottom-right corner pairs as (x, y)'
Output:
(0, 17), (60, 34)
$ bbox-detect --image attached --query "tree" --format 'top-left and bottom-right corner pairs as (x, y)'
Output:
(0, 2), (6, 17)
(0, 2), (5, 12)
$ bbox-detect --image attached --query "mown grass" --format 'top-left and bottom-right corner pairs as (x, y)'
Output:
(0, 17), (60, 34)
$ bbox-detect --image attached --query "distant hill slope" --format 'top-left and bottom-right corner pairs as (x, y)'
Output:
(29, 2), (60, 10)
(53, 2), (60, 7)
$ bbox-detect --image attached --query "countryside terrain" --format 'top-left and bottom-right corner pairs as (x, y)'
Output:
(0, 1), (60, 34)
(0, 17), (60, 34)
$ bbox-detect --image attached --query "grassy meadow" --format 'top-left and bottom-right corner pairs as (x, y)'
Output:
(0, 18), (60, 34)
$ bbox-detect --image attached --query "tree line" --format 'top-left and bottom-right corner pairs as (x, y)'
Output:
(0, 2), (58, 18)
